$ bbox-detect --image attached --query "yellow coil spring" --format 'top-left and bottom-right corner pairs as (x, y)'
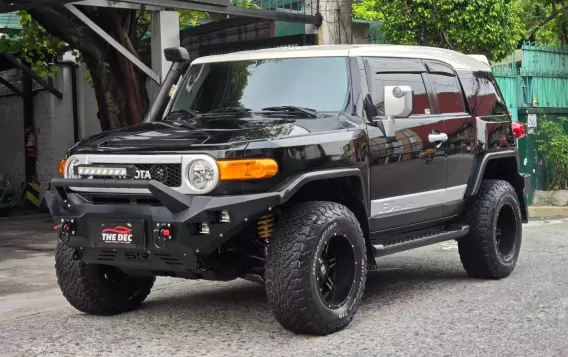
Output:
(257, 214), (275, 239)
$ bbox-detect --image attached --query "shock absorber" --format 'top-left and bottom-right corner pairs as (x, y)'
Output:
(257, 213), (275, 240)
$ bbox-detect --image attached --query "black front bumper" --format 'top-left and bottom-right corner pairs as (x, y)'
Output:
(46, 178), (280, 273)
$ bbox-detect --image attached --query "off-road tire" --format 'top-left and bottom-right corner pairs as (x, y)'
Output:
(55, 242), (155, 315)
(458, 179), (523, 279)
(265, 201), (367, 335)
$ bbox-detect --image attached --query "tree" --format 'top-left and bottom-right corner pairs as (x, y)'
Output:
(353, 0), (524, 62)
(520, 0), (568, 46)
(0, 6), (206, 131)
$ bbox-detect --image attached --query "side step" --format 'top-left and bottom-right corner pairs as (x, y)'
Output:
(372, 224), (469, 257)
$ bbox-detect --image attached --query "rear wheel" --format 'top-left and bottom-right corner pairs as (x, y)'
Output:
(265, 201), (367, 335)
(55, 242), (155, 315)
(458, 180), (522, 279)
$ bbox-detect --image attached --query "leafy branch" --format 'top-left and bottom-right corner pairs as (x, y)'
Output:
(537, 116), (568, 190)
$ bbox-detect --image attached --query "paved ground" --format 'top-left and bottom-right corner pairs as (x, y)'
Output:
(1, 216), (567, 357)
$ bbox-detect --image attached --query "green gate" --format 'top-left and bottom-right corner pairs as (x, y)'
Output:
(493, 42), (568, 204)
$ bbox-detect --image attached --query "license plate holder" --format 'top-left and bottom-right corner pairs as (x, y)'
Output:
(90, 218), (146, 249)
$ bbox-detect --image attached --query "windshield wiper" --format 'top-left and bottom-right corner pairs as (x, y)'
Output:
(200, 107), (252, 116)
(166, 109), (200, 119)
(260, 106), (318, 118)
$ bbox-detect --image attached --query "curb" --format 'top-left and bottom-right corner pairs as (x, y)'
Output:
(528, 206), (568, 218)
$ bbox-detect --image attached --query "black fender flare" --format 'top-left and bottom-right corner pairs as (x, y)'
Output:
(466, 149), (521, 197)
(466, 149), (529, 222)
(270, 168), (375, 263)
(272, 168), (369, 212)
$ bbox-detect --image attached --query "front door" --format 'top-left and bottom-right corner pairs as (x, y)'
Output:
(424, 60), (474, 218)
(362, 57), (448, 232)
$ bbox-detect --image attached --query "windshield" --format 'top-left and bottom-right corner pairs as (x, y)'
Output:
(168, 57), (349, 115)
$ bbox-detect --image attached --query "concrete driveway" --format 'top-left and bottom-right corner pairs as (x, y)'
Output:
(1, 216), (568, 357)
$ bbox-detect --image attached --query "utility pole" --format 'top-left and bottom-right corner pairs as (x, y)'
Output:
(307, 0), (352, 44)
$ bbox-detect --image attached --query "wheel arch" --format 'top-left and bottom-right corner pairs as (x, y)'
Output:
(466, 150), (529, 223)
(274, 169), (374, 265)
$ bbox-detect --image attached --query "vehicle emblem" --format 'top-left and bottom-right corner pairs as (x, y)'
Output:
(134, 169), (152, 180)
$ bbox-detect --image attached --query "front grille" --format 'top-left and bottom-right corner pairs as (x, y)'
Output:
(90, 164), (182, 187)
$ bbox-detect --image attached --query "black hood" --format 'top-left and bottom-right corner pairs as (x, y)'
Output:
(73, 114), (358, 152)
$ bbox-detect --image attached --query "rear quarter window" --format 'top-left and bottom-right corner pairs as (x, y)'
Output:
(457, 70), (508, 116)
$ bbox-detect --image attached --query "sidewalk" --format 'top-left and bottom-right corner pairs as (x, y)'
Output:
(528, 206), (568, 218)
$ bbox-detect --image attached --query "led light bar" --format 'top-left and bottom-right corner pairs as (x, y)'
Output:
(76, 166), (128, 177)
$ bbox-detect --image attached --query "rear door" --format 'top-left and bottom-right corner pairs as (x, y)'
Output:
(423, 61), (473, 217)
(363, 57), (448, 232)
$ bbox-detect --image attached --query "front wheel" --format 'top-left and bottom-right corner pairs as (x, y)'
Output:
(458, 179), (523, 279)
(55, 242), (155, 315)
(265, 201), (367, 335)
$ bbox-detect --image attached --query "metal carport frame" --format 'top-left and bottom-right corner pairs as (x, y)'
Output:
(0, 0), (321, 84)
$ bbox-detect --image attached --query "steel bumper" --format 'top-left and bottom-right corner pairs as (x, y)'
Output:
(46, 178), (280, 272)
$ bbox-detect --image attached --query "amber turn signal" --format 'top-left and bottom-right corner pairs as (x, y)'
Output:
(58, 158), (67, 177)
(217, 159), (278, 181)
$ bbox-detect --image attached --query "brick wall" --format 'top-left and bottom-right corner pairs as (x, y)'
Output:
(0, 66), (81, 204)
(0, 91), (25, 204)
(0, 69), (26, 203)
(35, 66), (76, 196)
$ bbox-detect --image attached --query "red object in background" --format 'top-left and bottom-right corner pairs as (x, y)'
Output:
(25, 130), (36, 157)
(512, 121), (526, 140)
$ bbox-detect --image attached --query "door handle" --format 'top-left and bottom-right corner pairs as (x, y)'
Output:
(428, 133), (448, 143)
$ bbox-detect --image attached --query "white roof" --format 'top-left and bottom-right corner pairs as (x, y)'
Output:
(191, 44), (491, 72)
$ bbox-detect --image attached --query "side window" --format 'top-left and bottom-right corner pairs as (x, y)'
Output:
(370, 73), (431, 116)
(429, 74), (466, 114)
(457, 70), (508, 116)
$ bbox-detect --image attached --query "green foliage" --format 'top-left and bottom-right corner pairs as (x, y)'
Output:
(353, 0), (524, 62)
(352, 0), (381, 22)
(230, 0), (261, 9)
(537, 115), (568, 190)
(0, 8), (208, 81)
(518, 0), (568, 46)
(0, 11), (67, 78)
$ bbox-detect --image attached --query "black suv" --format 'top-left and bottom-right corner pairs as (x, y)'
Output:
(47, 45), (530, 335)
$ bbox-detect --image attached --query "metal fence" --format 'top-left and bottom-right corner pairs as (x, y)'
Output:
(493, 42), (568, 201)
(494, 42), (568, 110)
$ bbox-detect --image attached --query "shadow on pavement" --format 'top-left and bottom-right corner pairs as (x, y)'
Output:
(119, 260), (471, 334)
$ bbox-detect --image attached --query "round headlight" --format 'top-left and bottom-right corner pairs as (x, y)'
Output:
(66, 158), (80, 178)
(188, 159), (216, 191)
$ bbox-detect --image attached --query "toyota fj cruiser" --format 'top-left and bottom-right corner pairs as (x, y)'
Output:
(47, 45), (530, 336)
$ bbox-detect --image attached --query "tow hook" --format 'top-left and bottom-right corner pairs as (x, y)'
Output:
(54, 220), (74, 245)
(154, 223), (172, 248)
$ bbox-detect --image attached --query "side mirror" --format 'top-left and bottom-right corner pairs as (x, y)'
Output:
(164, 47), (190, 62)
(373, 86), (413, 138)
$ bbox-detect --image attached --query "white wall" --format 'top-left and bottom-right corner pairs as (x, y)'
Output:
(76, 65), (101, 139)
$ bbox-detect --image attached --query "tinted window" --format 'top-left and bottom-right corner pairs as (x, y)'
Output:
(425, 61), (455, 75)
(366, 58), (426, 73)
(430, 74), (466, 113)
(370, 73), (431, 116)
(169, 57), (349, 113)
(457, 71), (508, 116)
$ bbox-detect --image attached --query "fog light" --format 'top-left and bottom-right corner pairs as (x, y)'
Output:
(219, 210), (231, 223)
(199, 222), (210, 234)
